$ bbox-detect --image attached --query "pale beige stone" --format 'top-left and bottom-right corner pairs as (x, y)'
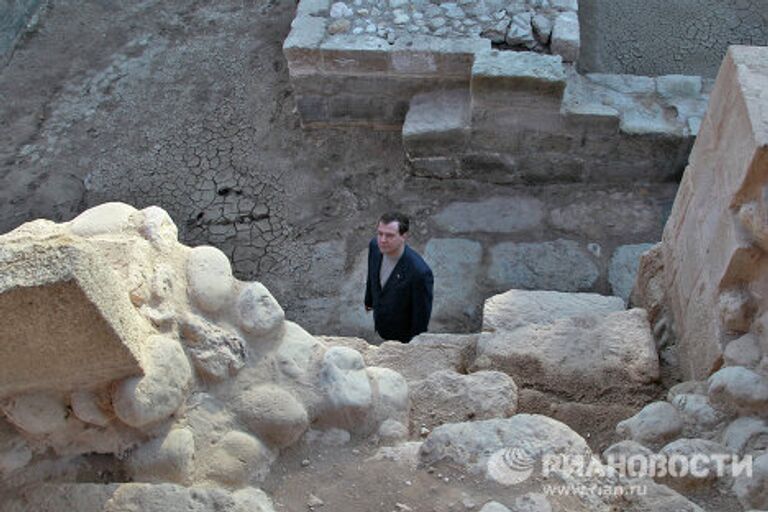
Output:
(2, 392), (69, 435)
(186, 246), (234, 314)
(68, 202), (138, 237)
(231, 384), (309, 448)
(236, 282), (285, 337)
(128, 428), (195, 484)
(661, 46), (768, 379)
(472, 308), (659, 395)
(112, 335), (192, 428)
(197, 430), (274, 486)
(0, 240), (146, 396)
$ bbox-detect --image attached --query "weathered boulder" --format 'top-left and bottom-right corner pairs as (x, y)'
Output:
(197, 431), (274, 486)
(128, 428), (196, 484)
(232, 385), (309, 448)
(69, 202), (138, 237)
(70, 390), (112, 427)
(707, 366), (768, 415)
(318, 346), (373, 428)
(420, 414), (591, 477)
(112, 335), (192, 428)
(186, 246), (234, 314)
(669, 393), (728, 438)
(180, 314), (246, 381)
(658, 438), (730, 489)
(410, 370), (518, 431)
(616, 402), (684, 449)
(1, 392), (69, 435)
(724, 333), (763, 369)
(609, 244), (656, 305)
(235, 282), (285, 337)
(602, 440), (655, 462)
(721, 416), (768, 456)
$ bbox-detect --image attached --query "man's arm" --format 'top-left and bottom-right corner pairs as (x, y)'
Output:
(410, 267), (434, 337)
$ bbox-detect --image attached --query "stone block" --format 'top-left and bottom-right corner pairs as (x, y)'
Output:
(482, 289), (624, 332)
(609, 243), (656, 305)
(488, 239), (599, 291)
(392, 35), (489, 78)
(432, 196), (544, 234)
(550, 12), (579, 63)
(0, 241), (146, 396)
(471, 50), (566, 98)
(662, 46), (768, 379)
(402, 89), (470, 158)
(563, 103), (620, 133)
(472, 308), (659, 395)
(423, 238), (483, 328)
(283, 15), (327, 75)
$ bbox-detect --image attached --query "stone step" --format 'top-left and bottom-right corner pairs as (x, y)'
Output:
(402, 88), (471, 177)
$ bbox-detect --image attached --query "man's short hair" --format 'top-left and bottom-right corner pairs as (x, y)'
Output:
(378, 211), (410, 235)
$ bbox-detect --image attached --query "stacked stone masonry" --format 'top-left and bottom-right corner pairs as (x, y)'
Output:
(285, 0), (714, 183)
(628, 46), (768, 510)
(643, 46), (768, 381)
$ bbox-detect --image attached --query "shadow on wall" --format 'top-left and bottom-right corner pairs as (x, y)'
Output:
(578, 0), (768, 77)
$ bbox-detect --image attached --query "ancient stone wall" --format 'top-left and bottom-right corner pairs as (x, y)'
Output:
(285, 1), (711, 184)
(655, 46), (768, 381)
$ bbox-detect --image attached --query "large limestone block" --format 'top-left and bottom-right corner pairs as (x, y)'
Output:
(482, 289), (624, 332)
(661, 46), (768, 380)
(424, 238), (483, 329)
(472, 309), (659, 395)
(488, 239), (599, 292)
(0, 240), (146, 396)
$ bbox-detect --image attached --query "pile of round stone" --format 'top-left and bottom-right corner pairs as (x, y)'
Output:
(326, 0), (578, 49)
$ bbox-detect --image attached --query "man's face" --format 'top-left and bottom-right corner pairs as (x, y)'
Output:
(377, 221), (407, 256)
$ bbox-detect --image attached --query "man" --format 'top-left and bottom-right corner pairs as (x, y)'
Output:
(364, 212), (433, 343)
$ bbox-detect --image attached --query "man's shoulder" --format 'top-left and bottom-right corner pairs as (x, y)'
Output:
(405, 246), (432, 276)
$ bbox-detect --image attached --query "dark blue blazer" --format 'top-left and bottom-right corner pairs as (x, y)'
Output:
(364, 238), (433, 343)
